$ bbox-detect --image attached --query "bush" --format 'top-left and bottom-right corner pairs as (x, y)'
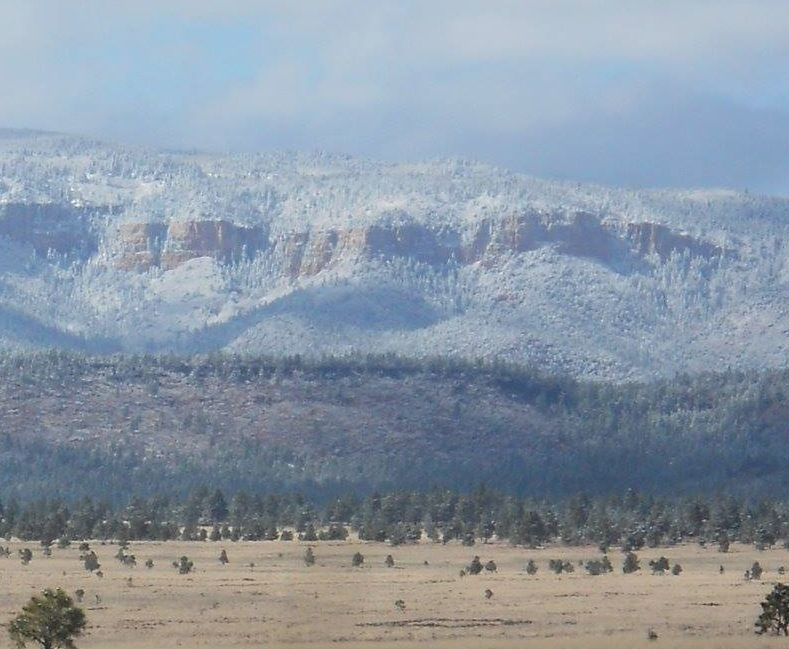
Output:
(751, 562), (764, 580)
(352, 552), (364, 567)
(671, 563), (683, 576)
(484, 560), (497, 572)
(549, 559), (574, 574)
(83, 551), (100, 572)
(385, 555), (395, 568)
(525, 559), (538, 575)
(174, 556), (194, 574)
(467, 556), (483, 575)
(585, 559), (611, 576)
(304, 547), (315, 567)
(622, 552), (640, 574)
(649, 557), (670, 575)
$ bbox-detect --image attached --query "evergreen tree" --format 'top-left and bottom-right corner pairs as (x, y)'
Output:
(7, 588), (87, 649)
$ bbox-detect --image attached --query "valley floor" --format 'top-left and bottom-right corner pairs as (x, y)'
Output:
(0, 540), (786, 649)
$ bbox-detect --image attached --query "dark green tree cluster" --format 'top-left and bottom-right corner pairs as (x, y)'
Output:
(6, 486), (789, 549)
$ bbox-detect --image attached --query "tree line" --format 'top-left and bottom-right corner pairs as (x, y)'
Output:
(2, 486), (789, 549)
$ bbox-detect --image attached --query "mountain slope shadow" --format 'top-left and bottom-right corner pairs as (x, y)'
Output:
(170, 282), (446, 353)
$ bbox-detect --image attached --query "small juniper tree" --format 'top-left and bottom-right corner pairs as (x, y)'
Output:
(484, 560), (497, 573)
(352, 552), (364, 567)
(623, 552), (640, 574)
(19, 549), (33, 566)
(74, 589), (84, 604)
(649, 557), (670, 575)
(83, 552), (100, 573)
(549, 559), (573, 574)
(304, 547), (315, 567)
(752, 562), (764, 580)
(7, 588), (87, 649)
(145, 559), (154, 569)
(174, 556), (194, 574)
(671, 563), (683, 576)
(756, 583), (789, 636)
(219, 550), (229, 565)
(467, 556), (483, 575)
(586, 559), (608, 576)
(526, 560), (538, 575)
(385, 555), (395, 568)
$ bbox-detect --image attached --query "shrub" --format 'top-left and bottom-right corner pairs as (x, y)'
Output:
(649, 557), (670, 575)
(467, 556), (483, 575)
(623, 552), (640, 574)
(174, 556), (194, 574)
(83, 551), (100, 573)
(549, 559), (574, 574)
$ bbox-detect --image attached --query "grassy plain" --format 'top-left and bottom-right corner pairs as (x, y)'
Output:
(1, 539), (788, 649)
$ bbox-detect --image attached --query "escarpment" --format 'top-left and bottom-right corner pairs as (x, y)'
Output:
(107, 209), (730, 277)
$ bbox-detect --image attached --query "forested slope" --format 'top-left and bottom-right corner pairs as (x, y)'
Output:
(1, 352), (787, 503)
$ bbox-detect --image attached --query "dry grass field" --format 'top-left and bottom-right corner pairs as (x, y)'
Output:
(1, 539), (788, 649)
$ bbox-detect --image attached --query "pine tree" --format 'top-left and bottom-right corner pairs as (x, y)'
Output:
(756, 583), (789, 635)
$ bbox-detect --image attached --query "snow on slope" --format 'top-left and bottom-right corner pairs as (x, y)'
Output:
(1, 130), (789, 380)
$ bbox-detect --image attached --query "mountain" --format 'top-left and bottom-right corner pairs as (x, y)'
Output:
(3, 353), (789, 501)
(1, 129), (789, 380)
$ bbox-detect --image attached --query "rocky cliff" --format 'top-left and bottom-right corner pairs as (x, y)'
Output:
(110, 211), (729, 279)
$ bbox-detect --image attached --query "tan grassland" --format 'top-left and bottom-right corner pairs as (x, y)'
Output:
(1, 540), (788, 649)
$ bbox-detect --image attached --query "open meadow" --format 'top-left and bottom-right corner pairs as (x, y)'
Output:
(2, 539), (789, 649)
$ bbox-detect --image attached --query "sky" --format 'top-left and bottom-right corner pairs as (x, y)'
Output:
(1, 0), (789, 194)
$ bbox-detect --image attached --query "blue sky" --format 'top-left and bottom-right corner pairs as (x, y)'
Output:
(2, 0), (789, 194)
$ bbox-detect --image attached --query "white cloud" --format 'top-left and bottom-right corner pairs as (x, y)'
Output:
(0, 0), (787, 192)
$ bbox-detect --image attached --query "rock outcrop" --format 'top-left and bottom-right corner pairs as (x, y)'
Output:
(110, 211), (730, 277)
(115, 220), (267, 270)
(0, 203), (98, 258)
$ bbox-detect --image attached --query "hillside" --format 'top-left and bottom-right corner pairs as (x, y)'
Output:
(2, 353), (788, 502)
(2, 130), (789, 379)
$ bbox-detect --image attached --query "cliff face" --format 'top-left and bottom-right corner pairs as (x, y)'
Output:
(0, 203), (99, 258)
(115, 220), (268, 270)
(111, 211), (729, 277)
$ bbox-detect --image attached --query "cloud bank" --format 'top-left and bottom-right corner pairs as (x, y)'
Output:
(1, 0), (788, 192)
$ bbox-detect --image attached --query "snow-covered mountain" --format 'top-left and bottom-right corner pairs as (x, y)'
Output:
(1, 128), (788, 380)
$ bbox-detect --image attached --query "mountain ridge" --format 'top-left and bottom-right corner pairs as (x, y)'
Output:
(1, 130), (788, 379)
